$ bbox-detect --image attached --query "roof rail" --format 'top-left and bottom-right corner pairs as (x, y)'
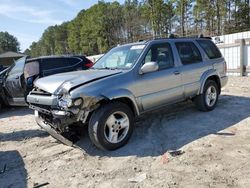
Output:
(139, 34), (213, 42)
(167, 33), (212, 40)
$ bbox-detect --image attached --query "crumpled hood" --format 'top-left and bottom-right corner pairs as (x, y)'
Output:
(34, 69), (122, 94)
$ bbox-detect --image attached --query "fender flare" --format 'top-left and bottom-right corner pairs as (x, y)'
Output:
(101, 89), (140, 116)
(198, 69), (220, 94)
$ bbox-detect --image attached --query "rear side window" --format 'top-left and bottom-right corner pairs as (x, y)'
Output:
(197, 40), (222, 59)
(175, 42), (202, 65)
(68, 57), (81, 66)
(41, 58), (68, 70)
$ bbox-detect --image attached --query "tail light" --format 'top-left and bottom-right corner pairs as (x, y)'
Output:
(85, 58), (93, 68)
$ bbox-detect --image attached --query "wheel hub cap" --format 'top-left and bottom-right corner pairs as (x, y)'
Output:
(206, 86), (217, 107)
(104, 111), (129, 144)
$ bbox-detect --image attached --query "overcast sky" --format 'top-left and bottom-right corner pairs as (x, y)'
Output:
(0, 0), (124, 52)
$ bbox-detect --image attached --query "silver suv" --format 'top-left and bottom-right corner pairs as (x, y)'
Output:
(27, 37), (228, 150)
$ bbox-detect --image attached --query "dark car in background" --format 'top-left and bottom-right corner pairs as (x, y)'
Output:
(0, 55), (93, 108)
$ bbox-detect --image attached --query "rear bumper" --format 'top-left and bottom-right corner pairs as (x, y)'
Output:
(35, 111), (73, 146)
(221, 76), (228, 88)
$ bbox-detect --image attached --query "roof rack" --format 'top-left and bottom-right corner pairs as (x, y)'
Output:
(167, 34), (212, 40)
(137, 34), (212, 42)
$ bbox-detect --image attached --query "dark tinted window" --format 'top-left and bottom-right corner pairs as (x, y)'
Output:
(175, 42), (202, 65)
(68, 57), (81, 66)
(144, 43), (174, 70)
(41, 58), (68, 70)
(197, 40), (222, 59)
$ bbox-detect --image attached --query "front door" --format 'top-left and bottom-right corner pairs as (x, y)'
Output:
(5, 57), (26, 103)
(134, 42), (184, 112)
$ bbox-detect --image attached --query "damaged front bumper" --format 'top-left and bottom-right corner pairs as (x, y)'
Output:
(35, 111), (74, 146)
(27, 91), (102, 146)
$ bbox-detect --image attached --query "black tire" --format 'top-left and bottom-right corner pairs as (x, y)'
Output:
(0, 98), (4, 111)
(88, 102), (134, 150)
(194, 80), (219, 112)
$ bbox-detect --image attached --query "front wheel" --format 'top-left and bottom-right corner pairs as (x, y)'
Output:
(88, 102), (134, 150)
(194, 80), (219, 111)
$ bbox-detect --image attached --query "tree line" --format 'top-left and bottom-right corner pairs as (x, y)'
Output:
(0, 32), (20, 54)
(26, 0), (250, 57)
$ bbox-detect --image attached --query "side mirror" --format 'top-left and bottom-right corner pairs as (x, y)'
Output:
(139, 61), (159, 74)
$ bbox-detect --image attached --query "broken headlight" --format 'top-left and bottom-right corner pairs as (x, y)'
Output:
(58, 97), (83, 110)
(58, 95), (73, 109)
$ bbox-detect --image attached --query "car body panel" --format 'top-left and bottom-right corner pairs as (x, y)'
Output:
(35, 69), (122, 94)
(133, 67), (183, 111)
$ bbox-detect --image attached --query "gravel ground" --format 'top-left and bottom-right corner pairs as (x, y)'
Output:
(1, 77), (250, 188)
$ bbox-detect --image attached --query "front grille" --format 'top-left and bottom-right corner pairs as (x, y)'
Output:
(30, 88), (52, 96)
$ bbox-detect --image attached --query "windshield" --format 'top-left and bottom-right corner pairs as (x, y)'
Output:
(93, 44), (145, 70)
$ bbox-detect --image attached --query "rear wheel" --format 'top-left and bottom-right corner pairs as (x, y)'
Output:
(194, 80), (219, 111)
(88, 102), (134, 150)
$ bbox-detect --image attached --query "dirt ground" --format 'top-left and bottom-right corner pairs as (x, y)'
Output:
(1, 77), (250, 188)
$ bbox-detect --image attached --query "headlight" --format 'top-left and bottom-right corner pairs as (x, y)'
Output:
(58, 95), (73, 109)
(58, 97), (83, 109)
(56, 81), (72, 95)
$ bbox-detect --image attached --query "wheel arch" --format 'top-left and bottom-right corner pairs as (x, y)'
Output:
(100, 89), (140, 117)
(199, 70), (221, 95)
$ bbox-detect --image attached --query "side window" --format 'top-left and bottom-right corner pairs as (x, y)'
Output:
(68, 57), (81, 66)
(144, 43), (174, 70)
(197, 40), (222, 59)
(8, 57), (26, 76)
(175, 42), (202, 65)
(24, 61), (39, 79)
(42, 58), (68, 70)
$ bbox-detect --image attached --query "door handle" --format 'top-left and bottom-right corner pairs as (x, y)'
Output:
(15, 75), (20, 79)
(173, 70), (180, 75)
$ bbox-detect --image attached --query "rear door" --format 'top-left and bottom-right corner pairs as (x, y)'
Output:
(4, 57), (26, 99)
(174, 41), (208, 98)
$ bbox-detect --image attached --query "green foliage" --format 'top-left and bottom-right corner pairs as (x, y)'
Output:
(144, 0), (175, 37)
(28, 0), (250, 57)
(0, 31), (20, 53)
(23, 48), (31, 56)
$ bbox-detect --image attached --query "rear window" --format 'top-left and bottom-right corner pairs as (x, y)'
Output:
(197, 40), (222, 59)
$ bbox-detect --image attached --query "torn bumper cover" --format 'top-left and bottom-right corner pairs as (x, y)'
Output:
(27, 87), (103, 146)
(35, 111), (74, 146)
